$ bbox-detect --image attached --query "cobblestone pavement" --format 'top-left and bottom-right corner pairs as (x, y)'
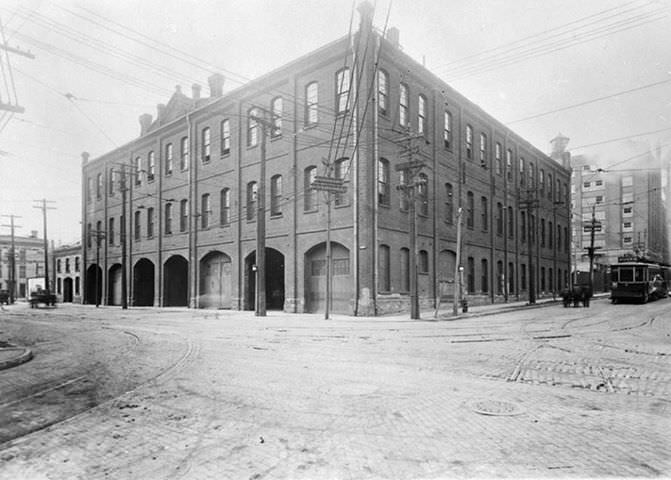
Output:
(0, 299), (670, 479)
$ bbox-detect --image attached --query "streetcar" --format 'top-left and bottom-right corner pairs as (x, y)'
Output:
(610, 260), (669, 303)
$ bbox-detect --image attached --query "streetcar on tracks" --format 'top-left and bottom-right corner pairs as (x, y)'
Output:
(610, 258), (669, 303)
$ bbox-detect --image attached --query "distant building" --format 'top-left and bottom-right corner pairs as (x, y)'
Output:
(554, 136), (669, 283)
(53, 243), (82, 303)
(81, 2), (571, 314)
(0, 230), (46, 299)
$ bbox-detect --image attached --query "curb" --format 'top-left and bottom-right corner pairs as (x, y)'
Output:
(0, 347), (34, 371)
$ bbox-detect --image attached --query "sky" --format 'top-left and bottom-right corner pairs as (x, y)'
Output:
(0, 0), (669, 245)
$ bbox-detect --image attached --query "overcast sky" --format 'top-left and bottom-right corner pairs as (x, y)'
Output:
(1, 0), (669, 245)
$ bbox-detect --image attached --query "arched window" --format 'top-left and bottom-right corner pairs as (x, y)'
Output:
(335, 68), (350, 114)
(481, 196), (488, 231)
(495, 142), (502, 175)
(180, 136), (189, 170)
(247, 182), (258, 220)
(304, 167), (317, 212)
(305, 82), (318, 125)
(134, 156), (142, 186)
(247, 108), (259, 147)
(466, 191), (474, 229)
(479, 133), (487, 168)
(467, 257), (475, 293)
(466, 125), (473, 159)
(270, 175), (282, 216)
(443, 111), (452, 149)
(165, 143), (173, 175)
(220, 188), (230, 225)
(147, 151), (155, 180)
(496, 202), (503, 236)
(481, 259), (488, 293)
(507, 206), (514, 239)
(200, 126), (211, 162)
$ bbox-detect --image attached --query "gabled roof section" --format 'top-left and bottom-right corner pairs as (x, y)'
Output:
(149, 85), (192, 131)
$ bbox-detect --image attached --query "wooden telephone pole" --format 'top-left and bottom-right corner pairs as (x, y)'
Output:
(1, 214), (21, 303)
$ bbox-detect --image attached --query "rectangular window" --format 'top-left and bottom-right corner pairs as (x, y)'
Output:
(134, 211), (141, 241)
(496, 202), (503, 236)
(466, 125), (473, 159)
(379, 245), (390, 292)
(418, 94), (427, 135)
(520, 211), (526, 242)
(180, 199), (188, 232)
(334, 158), (350, 207)
(165, 203), (173, 234)
(479, 133), (487, 168)
(508, 206), (514, 239)
(481, 196), (488, 231)
(247, 182), (258, 220)
(622, 176), (633, 187)
(336, 68), (350, 114)
(180, 137), (189, 170)
(495, 143), (502, 175)
(247, 108), (259, 147)
(202, 127), (211, 163)
(271, 97), (282, 137)
(271, 175), (282, 216)
(399, 83), (409, 127)
(220, 120), (230, 155)
(201, 194), (210, 228)
(445, 183), (453, 224)
(506, 149), (513, 182)
(135, 156), (142, 186)
(147, 207), (154, 238)
(147, 151), (155, 181)
(109, 168), (115, 195)
(305, 82), (318, 125)
(304, 168), (317, 212)
(443, 111), (452, 149)
(540, 218), (545, 247)
(220, 189), (230, 225)
(165, 143), (173, 175)
(378, 71), (388, 115)
(467, 192), (474, 229)
(378, 159), (390, 206)
(109, 218), (115, 245)
(519, 158), (525, 187)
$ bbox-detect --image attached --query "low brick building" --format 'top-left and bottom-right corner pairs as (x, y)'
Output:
(53, 243), (82, 303)
(81, 2), (571, 314)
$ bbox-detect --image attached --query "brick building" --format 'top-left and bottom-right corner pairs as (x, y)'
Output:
(81, 2), (571, 314)
(0, 231), (46, 299)
(53, 243), (82, 303)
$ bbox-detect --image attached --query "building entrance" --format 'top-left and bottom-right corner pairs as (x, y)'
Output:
(244, 248), (285, 311)
(163, 255), (188, 306)
(133, 258), (155, 306)
(85, 264), (102, 305)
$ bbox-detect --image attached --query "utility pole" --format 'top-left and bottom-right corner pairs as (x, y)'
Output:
(395, 131), (426, 320)
(0, 17), (33, 115)
(453, 207), (463, 316)
(312, 162), (347, 320)
(1, 214), (21, 303)
(585, 203), (602, 293)
(251, 108), (275, 317)
(33, 199), (56, 294)
(519, 189), (538, 304)
(120, 169), (128, 309)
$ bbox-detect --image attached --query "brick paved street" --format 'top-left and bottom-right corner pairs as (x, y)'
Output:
(1, 299), (670, 479)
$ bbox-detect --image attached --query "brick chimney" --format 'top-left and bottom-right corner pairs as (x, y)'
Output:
(192, 83), (201, 101)
(157, 103), (166, 120)
(139, 113), (153, 136)
(358, 1), (374, 31)
(81, 151), (90, 164)
(208, 73), (225, 98)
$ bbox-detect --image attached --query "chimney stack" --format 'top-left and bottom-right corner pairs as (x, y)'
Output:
(157, 103), (166, 120)
(139, 113), (153, 136)
(81, 151), (90, 164)
(386, 27), (400, 48)
(192, 83), (201, 101)
(357, 1), (374, 32)
(208, 73), (225, 97)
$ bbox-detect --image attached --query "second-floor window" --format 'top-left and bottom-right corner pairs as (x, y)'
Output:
(201, 193), (210, 228)
(418, 173), (428, 216)
(220, 188), (230, 225)
(506, 149), (513, 182)
(134, 211), (141, 240)
(109, 218), (115, 245)
(479, 133), (487, 168)
(270, 175), (282, 216)
(466, 125), (473, 159)
(202, 127), (211, 163)
(334, 157), (350, 206)
(444, 111), (452, 149)
(165, 202), (173, 234)
(495, 143), (502, 175)
(247, 181), (258, 220)
(467, 191), (474, 228)
(304, 167), (317, 212)
(180, 199), (188, 232)
(147, 207), (154, 238)
(135, 156), (142, 186)
(445, 183), (453, 224)
(96, 173), (102, 199)
(481, 196), (488, 231)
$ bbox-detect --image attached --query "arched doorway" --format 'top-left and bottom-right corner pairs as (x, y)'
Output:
(85, 264), (102, 305)
(199, 251), (232, 309)
(164, 255), (188, 306)
(438, 249), (457, 300)
(244, 248), (285, 311)
(133, 258), (155, 306)
(108, 264), (123, 305)
(62, 277), (73, 303)
(304, 242), (352, 313)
